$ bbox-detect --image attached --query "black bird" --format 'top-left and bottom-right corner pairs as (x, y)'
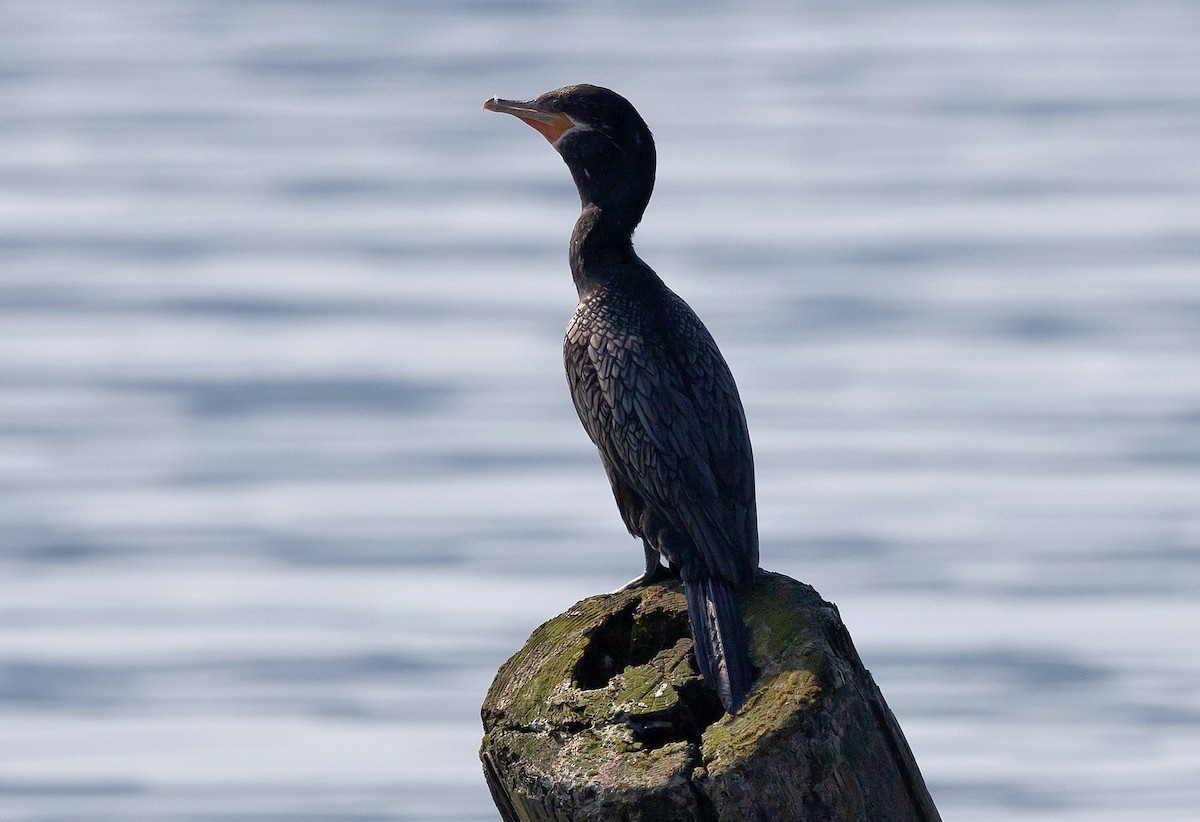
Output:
(484, 85), (757, 714)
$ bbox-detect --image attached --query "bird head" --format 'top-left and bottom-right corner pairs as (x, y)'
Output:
(485, 84), (656, 229)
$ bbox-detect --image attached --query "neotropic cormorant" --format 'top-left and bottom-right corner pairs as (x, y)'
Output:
(484, 85), (757, 714)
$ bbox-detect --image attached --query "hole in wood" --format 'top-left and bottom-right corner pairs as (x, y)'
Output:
(573, 603), (692, 690)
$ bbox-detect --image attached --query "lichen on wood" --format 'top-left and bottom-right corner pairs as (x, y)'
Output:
(480, 570), (941, 821)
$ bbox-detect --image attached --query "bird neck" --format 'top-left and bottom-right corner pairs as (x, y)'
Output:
(569, 204), (644, 295)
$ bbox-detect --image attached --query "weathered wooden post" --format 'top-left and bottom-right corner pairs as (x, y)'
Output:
(480, 570), (940, 821)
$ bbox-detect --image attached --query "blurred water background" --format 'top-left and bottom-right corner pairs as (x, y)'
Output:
(1, 1), (1197, 819)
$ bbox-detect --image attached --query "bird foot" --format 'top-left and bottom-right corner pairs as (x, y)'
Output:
(611, 564), (672, 593)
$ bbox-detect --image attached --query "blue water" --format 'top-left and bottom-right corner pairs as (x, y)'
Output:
(1, 1), (1198, 819)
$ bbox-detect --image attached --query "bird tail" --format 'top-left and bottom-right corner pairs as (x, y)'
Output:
(684, 577), (753, 714)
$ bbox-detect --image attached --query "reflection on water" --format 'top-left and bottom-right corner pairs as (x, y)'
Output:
(1, 1), (1198, 819)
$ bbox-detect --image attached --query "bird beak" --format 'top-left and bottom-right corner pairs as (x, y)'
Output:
(484, 97), (578, 144)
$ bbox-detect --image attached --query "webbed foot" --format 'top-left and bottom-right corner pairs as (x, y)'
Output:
(611, 541), (673, 592)
(612, 563), (672, 593)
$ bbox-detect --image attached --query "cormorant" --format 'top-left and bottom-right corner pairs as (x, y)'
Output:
(484, 85), (757, 714)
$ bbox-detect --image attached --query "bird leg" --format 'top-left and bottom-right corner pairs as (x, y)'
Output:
(612, 541), (673, 592)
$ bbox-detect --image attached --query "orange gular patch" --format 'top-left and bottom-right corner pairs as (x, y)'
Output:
(519, 110), (576, 143)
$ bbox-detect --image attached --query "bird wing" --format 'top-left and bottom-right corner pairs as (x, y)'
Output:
(564, 285), (757, 585)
